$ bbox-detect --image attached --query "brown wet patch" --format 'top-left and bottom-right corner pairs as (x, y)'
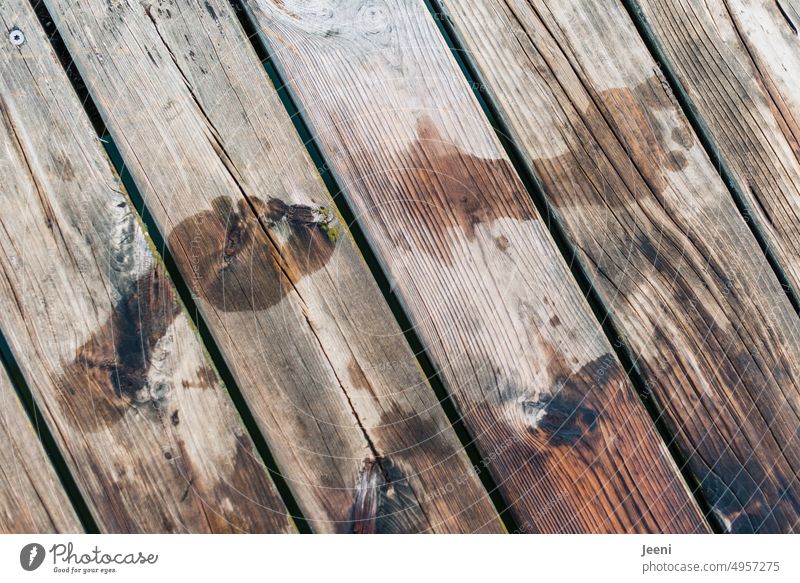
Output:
(495, 234), (510, 251)
(386, 117), (531, 264)
(533, 75), (694, 210)
(696, 448), (798, 533)
(369, 402), (495, 532)
(521, 353), (621, 447)
(600, 76), (691, 189)
(58, 267), (181, 432)
(520, 73), (800, 527)
(463, 405), (585, 532)
(469, 397), (706, 532)
(374, 457), (430, 533)
(464, 348), (707, 532)
(346, 357), (379, 400)
(167, 195), (339, 312)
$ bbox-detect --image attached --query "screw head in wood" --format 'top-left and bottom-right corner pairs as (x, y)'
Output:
(9, 27), (25, 46)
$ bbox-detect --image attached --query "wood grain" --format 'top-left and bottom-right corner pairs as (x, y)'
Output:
(436, 0), (800, 532)
(0, 368), (82, 533)
(42, 0), (501, 532)
(244, 0), (709, 532)
(0, 0), (292, 532)
(633, 0), (800, 295)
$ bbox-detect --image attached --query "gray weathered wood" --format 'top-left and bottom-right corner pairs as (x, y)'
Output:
(0, 0), (293, 532)
(436, 0), (800, 532)
(0, 368), (82, 533)
(43, 0), (501, 532)
(244, 0), (709, 532)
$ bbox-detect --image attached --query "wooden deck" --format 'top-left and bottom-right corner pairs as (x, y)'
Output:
(0, 0), (798, 533)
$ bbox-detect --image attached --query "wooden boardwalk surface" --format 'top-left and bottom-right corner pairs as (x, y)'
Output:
(0, 0), (797, 533)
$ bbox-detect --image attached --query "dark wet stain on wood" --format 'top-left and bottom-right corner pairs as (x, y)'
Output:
(167, 195), (338, 312)
(637, 233), (668, 272)
(105, 269), (179, 400)
(211, 438), (285, 532)
(522, 354), (617, 446)
(204, 1), (217, 21)
(347, 357), (379, 400)
(388, 117), (531, 263)
(59, 267), (181, 431)
(645, 325), (800, 534)
(461, 343), (705, 532)
(256, 196), (342, 279)
(517, 69), (800, 531)
(373, 457), (429, 534)
(168, 436), (283, 532)
(533, 76), (692, 209)
(697, 451), (798, 533)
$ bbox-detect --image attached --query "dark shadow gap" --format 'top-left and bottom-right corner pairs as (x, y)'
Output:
(0, 329), (100, 533)
(621, 0), (800, 316)
(228, 0), (520, 533)
(424, 0), (722, 532)
(27, 0), (310, 533)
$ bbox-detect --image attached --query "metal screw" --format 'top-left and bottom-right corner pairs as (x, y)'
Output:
(9, 27), (25, 46)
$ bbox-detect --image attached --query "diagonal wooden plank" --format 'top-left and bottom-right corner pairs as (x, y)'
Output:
(0, 0), (293, 533)
(631, 0), (800, 296)
(0, 367), (82, 533)
(435, 0), (800, 532)
(243, 0), (709, 532)
(41, 0), (501, 533)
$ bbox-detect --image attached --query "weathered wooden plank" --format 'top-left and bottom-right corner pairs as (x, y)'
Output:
(0, 0), (293, 532)
(435, 0), (800, 532)
(244, 0), (708, 532)
(0, 368), (82, 533)
(632, 0), (800, 295)
(42, 0), (501, 532)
